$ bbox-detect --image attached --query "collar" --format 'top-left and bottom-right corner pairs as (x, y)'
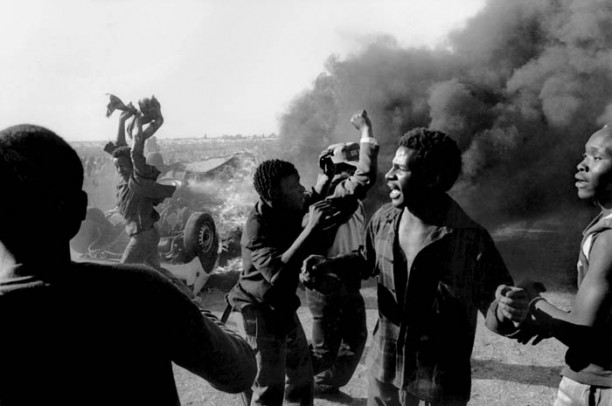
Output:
(381, 194), (478, 231)
(583, 211), (612, 236)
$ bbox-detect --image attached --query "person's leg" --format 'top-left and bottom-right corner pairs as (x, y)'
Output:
(315, 289), (367, 389)
(594, 385), (612, 406)
(121, 232), (148, 264)
(284, 314), (314, 406)
(143, 227), (162, 270)
(554, 376), (606, 406)
(306, 286), (342, 376)
(367, 374), (414, 406)
(125, 227), (195, 298)
(241, 306), (287, 406)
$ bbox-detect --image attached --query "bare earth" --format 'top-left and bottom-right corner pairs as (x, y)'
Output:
(174, 285), (572, 406)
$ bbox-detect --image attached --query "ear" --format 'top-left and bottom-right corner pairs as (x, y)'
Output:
(265, 187), (282, 208)
(58, 190), (88, 239)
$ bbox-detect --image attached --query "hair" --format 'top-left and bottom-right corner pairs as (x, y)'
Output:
(253, 159), (298, 201)
(111, 146), (132, 159)
(0, 124), (84, 202)
(398, 128), (462, 192)
(0, 125), (85, 254)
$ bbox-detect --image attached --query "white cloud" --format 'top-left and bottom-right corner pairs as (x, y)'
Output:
(0, 0), (484, 140)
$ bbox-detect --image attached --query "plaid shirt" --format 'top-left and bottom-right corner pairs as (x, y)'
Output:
(341, 197), (514, 403)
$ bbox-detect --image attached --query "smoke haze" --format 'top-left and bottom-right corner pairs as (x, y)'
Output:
(278, 0), (612, 226)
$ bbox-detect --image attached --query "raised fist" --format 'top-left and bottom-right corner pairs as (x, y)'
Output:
(350, 110), (371, 131)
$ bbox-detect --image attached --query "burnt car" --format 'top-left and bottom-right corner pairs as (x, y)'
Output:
(70, 151), (256, 295)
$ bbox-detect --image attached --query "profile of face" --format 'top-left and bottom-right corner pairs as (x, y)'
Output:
(575, 127), (612, 206)
(272, 173), (306, 212)
(113, 155), (133, 180)
(385, 146), (429, 208)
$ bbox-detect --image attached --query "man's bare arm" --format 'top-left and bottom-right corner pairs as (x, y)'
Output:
(115, 109), (135, 147)
(531, 230), (612, 346)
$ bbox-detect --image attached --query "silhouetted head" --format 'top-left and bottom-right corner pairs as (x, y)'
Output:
(253, 159), (305, 211)
(385, 128), (461, 208)
(0, 124), (87, 259)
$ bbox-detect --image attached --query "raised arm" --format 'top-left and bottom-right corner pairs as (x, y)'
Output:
(103, 109), (136, 155)
(116, 109), (135, 147)
(130, 97), (164, 180)
(327, 110), (379, 201)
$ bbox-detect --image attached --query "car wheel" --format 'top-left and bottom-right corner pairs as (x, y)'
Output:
(183, 211), (219, 274)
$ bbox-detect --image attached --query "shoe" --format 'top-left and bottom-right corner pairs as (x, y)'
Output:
(313, 385), (352, 403)
(314, 384), (340, 395)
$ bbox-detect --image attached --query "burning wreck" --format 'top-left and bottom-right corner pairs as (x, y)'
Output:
(70, 150), (257, 295)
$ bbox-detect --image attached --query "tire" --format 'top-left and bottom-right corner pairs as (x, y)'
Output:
(183, 211), (219, 274)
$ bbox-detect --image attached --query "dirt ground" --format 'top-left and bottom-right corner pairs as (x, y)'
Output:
(174, 284), (573, 406)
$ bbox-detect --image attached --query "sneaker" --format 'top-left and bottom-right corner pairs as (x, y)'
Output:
(314, 384), (340, 395)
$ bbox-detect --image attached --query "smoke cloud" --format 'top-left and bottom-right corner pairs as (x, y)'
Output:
(277, 0), (612, 226)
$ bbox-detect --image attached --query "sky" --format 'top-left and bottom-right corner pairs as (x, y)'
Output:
(0, 0), (485, 141)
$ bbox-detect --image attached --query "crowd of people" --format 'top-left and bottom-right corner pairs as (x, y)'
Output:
(0, 95), (610, 406)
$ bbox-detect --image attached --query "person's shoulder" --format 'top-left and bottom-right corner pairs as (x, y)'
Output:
(370, 203), (397, 225)
(241, 203), (265, 243)
(444, 196), (483, 230)
(590, 228), (612, 260)
(70, 261), (172, 289)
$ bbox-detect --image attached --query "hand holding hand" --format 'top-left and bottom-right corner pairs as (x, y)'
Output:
(495, 284), (529, 324)
(513, 316), (553, 345)
(517, 279), (547, 301)
(300, 255), (340, 293)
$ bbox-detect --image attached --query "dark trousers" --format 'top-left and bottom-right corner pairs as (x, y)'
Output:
(122, 226), (161, 269)
(122, 226), (194, 298)
(368, 376), (468, 406)
(306, 286), (367, 389)
(241, 306), (314, 406)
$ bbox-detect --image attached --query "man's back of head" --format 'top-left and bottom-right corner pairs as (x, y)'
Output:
(0, 124), (87, 263)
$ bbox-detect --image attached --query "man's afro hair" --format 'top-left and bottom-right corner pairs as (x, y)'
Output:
(398, 128), (462, 192)
(253, 159), (298, 201)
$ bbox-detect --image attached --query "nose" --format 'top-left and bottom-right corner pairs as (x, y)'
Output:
(576, 158), (587, 172)
(385, 167), (395, 180)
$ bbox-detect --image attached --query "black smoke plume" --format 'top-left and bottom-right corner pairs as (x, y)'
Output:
(277, 0), (612, 227)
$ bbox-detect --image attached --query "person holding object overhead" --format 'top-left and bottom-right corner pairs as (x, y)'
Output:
(104, 95), (175, 270)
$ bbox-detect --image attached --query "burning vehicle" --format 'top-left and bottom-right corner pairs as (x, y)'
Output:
(70, 150), (257, 295)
